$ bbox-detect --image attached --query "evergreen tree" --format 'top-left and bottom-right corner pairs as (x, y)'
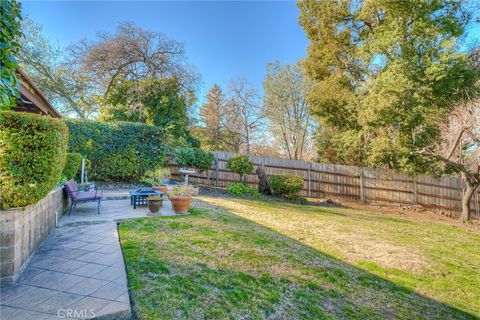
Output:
(196, 83), (248, 152)
(298, 0), (479, 172)
(199, 84), (224, 150)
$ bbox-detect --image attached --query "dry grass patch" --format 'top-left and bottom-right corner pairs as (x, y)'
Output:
(193, 197), (429, 273)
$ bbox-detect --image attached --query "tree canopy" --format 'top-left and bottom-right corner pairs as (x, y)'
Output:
(18, 20), (200, 121)
(193, 80), (265, 154)
(0, 0), (23, 109)
(100, 77), (194, 143)
(298, 0), (479, 172)
(70, 22), (199, 102)
(19, 18), (97, 117)
(263, 60), (315, 160)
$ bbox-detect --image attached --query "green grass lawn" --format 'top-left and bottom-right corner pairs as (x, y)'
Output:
(119, 195), (480, 319)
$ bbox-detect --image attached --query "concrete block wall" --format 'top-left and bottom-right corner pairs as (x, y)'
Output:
(0, 188), (68, 285)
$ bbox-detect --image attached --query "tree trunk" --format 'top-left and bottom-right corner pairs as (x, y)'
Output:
(256, 167), (271, 195)
(460, 182), (475, 223)
(460, 172), (478, 223)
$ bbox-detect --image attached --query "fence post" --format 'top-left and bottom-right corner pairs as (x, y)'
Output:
(308, 163), (312, 197)
(215, 157), (219, 187)
(359, 167), (366, 203)
(412, 174), (418, 205)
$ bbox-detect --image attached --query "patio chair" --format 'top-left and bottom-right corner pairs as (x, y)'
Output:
(64, 179), (102, 216)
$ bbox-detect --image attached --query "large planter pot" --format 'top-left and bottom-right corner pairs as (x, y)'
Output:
(147, 198), (163, 215)
(170, 196), (192, 214)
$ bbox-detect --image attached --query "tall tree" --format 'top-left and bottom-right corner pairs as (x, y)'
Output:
(224, 77), (265, 155)
(100, 78), (193, 143)
(18, 18), (97, 117)
(69, 22), (199, 103)
(298, 0), (479, 172)
(263, 60), (315, 160)
(419, 99), (480, 222)
(19, 20), (199, 119)
(0, 0), (22, 109)
(197, 84), (230, 150)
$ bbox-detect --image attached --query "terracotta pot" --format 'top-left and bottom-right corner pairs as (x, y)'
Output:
(170, 196), (192, 214)
(153, 185), (168, 193)
(147, 198), (163, 215)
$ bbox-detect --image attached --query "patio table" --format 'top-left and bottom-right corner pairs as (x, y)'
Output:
(130, 188), (163, 209)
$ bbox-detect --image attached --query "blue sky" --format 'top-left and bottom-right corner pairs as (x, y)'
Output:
(20, 1), (480, 109)
(21, 1), (308, 106)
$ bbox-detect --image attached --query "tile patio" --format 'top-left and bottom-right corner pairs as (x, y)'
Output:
(1, 191), (177, 319)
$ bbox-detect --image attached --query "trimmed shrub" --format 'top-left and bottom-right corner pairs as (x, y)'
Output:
(227, 155), (253, 182)
(62, 152), (83, 180)
(227, 183), (261, 199)
(0, 111), (68, 208)
(64, 119), (168, 181)
(174, 148), (214, 173)
(269, 174), (304, 198)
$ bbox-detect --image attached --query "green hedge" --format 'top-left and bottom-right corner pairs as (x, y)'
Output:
(0, 111), (68, 208)
(226, 183), (261, 199)
(64, 119), (168, 181)
(62, 152), (83, 180)
(269, 174), (304, 198)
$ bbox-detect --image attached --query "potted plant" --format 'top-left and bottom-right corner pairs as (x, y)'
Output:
(144, 168), (171, 193)
(168, 185), (194, 214)
(147, 195), (163, 216)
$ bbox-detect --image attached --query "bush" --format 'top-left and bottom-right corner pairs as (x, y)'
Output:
(269, 174), (304, 198)
(64, 119), (168, 181)
(143, 167), (171, 186)
(0, 0), (22, 109)
(174, 147), (214, 172)
(0, 111), (68, 208)
(227, 155), (253, 181)
(227, 183), (261, 199)
(62, 152), (83, 180)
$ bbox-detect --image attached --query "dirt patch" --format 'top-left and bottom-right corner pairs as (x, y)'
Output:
(311, 227), (429, 273)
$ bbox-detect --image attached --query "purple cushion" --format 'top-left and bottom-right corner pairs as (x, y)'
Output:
(64, 180), (78, 199)
(75, 190), (102, 201)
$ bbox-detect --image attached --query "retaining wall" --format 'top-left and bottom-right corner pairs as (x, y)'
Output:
(0, 187), (68, 285)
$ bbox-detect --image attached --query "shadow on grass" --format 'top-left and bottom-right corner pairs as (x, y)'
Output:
(119, 200), (478, 320)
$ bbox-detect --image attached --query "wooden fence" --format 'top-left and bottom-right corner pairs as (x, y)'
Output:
(169, 151), (480, 217)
